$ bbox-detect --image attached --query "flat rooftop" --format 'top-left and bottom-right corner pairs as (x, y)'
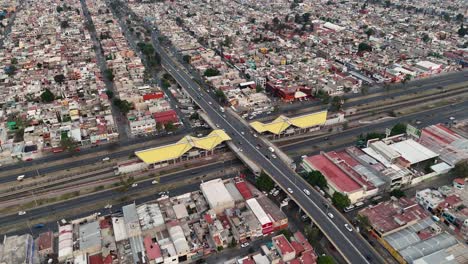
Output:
(305, 154), (361, 193)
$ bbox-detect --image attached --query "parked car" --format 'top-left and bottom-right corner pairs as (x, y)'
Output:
(287, 188), (293, 194)
(131, 183), (138, 188)
(344, 224), (353, 232)
(18, 211), (26, 216)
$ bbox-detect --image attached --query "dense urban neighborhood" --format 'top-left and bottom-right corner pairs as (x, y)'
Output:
(0, 0), (467, 264)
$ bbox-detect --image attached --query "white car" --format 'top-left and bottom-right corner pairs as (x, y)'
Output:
(131, 183), (138, 188)
(151, 180), (158, 184)
(241, 242), (250, 248)
(287, 188), (293, 194)
(271, 154), (277, 159)
(449, 116), (455, 120)
(102, 157), (110, 161)
(241, 131), (245, 135)
(344, 224), (353, 232)
(253, 133), (258, 137)
(208, 102), (212, 105)
(216, 124), (220, 128)
(18, 211), (26, 216)
(303, 189), (310, 196)
(327, 213), (334, 219)
(104, 204), (112, 209)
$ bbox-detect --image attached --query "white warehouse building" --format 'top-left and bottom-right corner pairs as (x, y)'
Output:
(200, 179), (235, 214)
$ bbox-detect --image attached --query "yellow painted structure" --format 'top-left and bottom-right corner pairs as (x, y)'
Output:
(135, 130), (231, 164)
(250, 111), (327, 135)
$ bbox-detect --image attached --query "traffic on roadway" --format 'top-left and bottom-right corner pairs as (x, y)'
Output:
(154, 33), (384, 263)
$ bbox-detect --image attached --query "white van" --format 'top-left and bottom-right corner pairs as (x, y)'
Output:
(17, 175), (25, 181)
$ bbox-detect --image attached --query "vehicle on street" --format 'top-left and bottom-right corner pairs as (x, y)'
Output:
(208, 102), (212, 105)
(17, 175), (25, 181)
(102, 157), (110, 161)
(34, 224), (45, 229)
(253, 133), (258, 137)
(105, 204), (112, 209)
(241, 242), (250, 248)
(269, 188), (276, 195)
(268, 147), (275, 153)
(343, 205), (355, 212)
(18, 211), (26, 216)
(131, 183), (138, 188)
(219, 107), (225, 113)
(216, 124), (220, 128)
(287, 188), (293, 194)
(273, 190), (280, 196)
(327, 213), (334, 219)
(151, 180), (158, 184)
(449, 116), (455, 120)
(303, 189), (310, 195)
(344, 224), (353, 232)
(271, 154), (277, 159)
(241, 131), (245, 135)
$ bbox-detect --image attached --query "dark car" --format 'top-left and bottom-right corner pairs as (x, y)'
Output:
(34, 224), (45, 229)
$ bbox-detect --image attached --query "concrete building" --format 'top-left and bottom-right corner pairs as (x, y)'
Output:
(246, 198), (273, 235)
(200, 179), (235, 214)
(0, 234), (38, 264)
(416, 189), (445, 212)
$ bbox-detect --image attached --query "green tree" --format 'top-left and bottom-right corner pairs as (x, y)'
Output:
(162, 79), (171, 89)
(256, 171), (275, 192)
(456, 14), (464, 22)
(105, 90), (114, 99)
(332, 192), (351, 210)
(60, 20), (70, 29)
(304, 170), (327, 189)
(215, 89), (227, 103)
(402, 74), (412, 84)
(54, 74), (66, 84)
(458, 24), (467, 37)
(317, 256), (335, 264)
(330, 96), (343, 111)
(189, 112), (199, 120)
(304, 226), (321, 245)
(365, 28), (375, 38)
(182, 55), (191, 64)
(165, 122), (176, 132)
(421, 33), (431, 43)
(41, 89), (55, 103)
(113, 98), (133, 114)
(390, 189), (405, 198)
(60, 137), (78, 152)
(390, 123), (406, 136)
(358, 42), (372, 53)
(104, 69), (114, 81)
(356, 214), (371, 230)
(453, 161), (468, 177)
(204, 68), (220, 77)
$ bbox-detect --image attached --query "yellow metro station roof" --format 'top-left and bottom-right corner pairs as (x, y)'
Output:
(250, 111), (327, 135)
(135, 130), (231, 164)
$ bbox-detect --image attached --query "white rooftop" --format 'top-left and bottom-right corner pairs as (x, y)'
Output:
(390, 139), (439, 165)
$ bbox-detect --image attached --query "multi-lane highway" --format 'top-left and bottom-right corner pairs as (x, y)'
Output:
(153, 33), (386, 263)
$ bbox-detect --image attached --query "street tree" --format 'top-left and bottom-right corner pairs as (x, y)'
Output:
(453, 161), (468, 177)
(332, 192), (351, 210)
(256, 171), (275, 192)
(317, 255), (335, 264)
(304, 170), (327, 189)
(60, 137), (78, 152)
(390, 189), (406, 198)
(390, 123), (407, 136)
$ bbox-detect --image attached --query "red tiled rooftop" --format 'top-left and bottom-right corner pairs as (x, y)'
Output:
(289, 259), (301, 264)
(37, 231), (53, 251)
(305, 155), (361, 193)
(359, 198), (430, 234)
(153, 110), (178, 124)
(242, 259), (255, 264)
(144, 236), (161, 260)
(291, 241), (304, 255)
(454, 178), (465, 185)
(89, 254), (103, 264)
(439, 195), (462, 209)
(273, 234), (295, 256)
(300, 252), (318, 264)
(143, 92), (164, 101)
